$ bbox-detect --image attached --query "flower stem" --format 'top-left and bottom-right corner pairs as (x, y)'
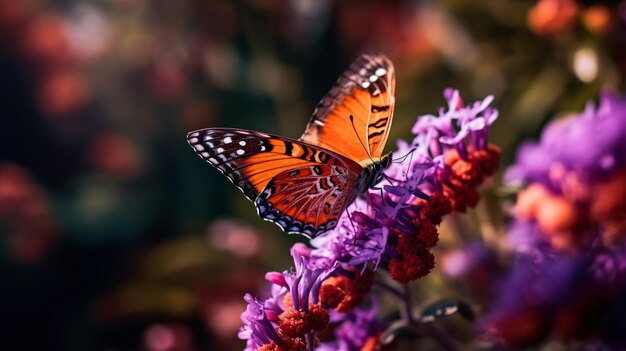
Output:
(400, 284), (414, 324)
(375, 278), (461, 350)
(419, 323), (462, 351)
(305, 332), (315, 351)
(450, 215), (473, 243)
(402, 284), (462, 351)
(373, 276), (404, 299)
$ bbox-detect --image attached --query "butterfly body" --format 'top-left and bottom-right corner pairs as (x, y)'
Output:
(355, 152), (392, 194)
(188, 54), (396, 238)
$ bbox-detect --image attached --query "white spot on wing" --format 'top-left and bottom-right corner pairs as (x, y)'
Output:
(209, 157), (217, 163)
(239, 141), (246, 146)
(372, 88), (380, 96)
(236, 149), (245, 155)
(260, 146), (266, 151)
(189, 137), (199, 144)
(194, 144), (204, 152)
(369, 75), (378, 82)
(224, 137), (232, 144)
(204, 135), (212, 141)
(361, 81), (371, 89)
(217, 147), (224, 153)
(314, 120), (325, 126)
(375, 68), (386, 76)
(189, 132), (199, 137)
(201, 152), (210, 157)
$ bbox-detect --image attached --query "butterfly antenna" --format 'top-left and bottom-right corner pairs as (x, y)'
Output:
(390, 147), (416, 180)
(392, 148), (417, 164)
(405, 148), (416, 180)
(349, 115), (375, 164)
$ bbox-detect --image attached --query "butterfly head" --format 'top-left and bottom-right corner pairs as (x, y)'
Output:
(356, 152), (392, 194)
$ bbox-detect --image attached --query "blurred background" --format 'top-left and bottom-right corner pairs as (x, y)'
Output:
(0, 0), (624, 350)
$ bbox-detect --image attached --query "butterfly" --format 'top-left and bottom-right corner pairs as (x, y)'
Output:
(187, 53), (395, 238)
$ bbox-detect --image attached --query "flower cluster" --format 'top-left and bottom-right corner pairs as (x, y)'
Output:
(316, 301), (385, 351)
(483, 92), (626, 347)
(239, 89), (501, 350)
(505, 92), (626, 251)
(311, 88), (500, 283)
(239, 244), (379, 351)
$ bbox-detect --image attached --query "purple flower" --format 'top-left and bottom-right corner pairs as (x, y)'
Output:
(262, 280), (288, 322)
(505, 91), (626, 188)
(316, 300), (386, 351)
(265, 244), (338, 314)
(309, 198), (389, 270)
(478, 235), (626, 346)
(309, 197), (396, 272)
(479, 250), (587, 334)
(412, 88), (498, 161)
(239, 244), (339, 350)
(440, 241), (497, 280)
(504, 92), (626, 251)
(238, 294), (284, 351)
(284, 245), (337, 311)
(590, 244), (626, 284)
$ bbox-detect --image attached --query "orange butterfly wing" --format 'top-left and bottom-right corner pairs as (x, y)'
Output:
(187, 129), (361, 236)
(256, 164), (359, 237)
(299, 53), (396, 164)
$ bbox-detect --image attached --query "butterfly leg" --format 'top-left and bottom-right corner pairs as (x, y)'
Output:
(370, 185), (387, 206)
(345, 206), (360, 245)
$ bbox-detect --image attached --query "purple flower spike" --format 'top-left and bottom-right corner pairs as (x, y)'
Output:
(263, 284), (288, 322)
(411, 89), (497, 162)
(239, 294), (284, 350)
(284, 245), (338, 312)
(265, 271), (287, 287)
